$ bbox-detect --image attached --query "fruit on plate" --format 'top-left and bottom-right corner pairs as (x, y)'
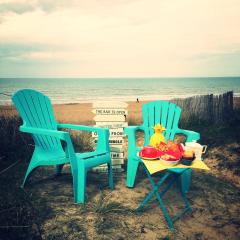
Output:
(160, 154), (180, 166)
(139, 146), (161, 159)
(177, 143), (184, 153)
(139, 139), (185, 161)
(166, 140), (179, 152)
(156, 140), (184, 154)
(161, 154), (177, 161)
(182, 150), (195, 159)
(156, 142), (168, 152)
(161, 150), (182, 161)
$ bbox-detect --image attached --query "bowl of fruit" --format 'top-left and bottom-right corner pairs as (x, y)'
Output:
(159, 150), (182, 166)
(180, 150), (195, 166)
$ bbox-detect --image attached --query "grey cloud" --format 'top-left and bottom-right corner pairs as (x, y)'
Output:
(188, 44), (240, 60)
(191, 49), (240, 61)
(0, 0), (137, 15)
(37, 0), (72, 13)
(0, 0), (72, 15)
(0, 42), (50, 60)
(0, 2), (35, 14)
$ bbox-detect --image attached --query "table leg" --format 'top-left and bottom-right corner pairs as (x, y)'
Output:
(137, 171), (170, 211)
(137, 163), (192, 230)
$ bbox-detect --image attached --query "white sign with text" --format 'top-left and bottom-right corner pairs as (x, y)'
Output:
(93, 101), (128, 171)
(92, 128), (124, 138)
(92, 109), (128, 115)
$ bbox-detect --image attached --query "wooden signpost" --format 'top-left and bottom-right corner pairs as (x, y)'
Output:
(92, 101), (128, 172)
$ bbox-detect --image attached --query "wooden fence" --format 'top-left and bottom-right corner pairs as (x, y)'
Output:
(172, 91), (234, 124)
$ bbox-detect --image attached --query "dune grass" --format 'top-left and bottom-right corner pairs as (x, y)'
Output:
(0, 110), (240, 239)
(0, 115), (94, 240)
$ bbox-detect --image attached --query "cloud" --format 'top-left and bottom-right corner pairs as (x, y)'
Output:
(0, 43), (38, 59)
(190, 44), (240, 60)
(0, 0), (240, 77)
(0, 0), (74, 15)
(192, 50), (240, 76)
(0, 1), (34, 14)
(0, 0), (138, 16)
(37, 0), (74, 13)
(0, 42), (57, 61)
(0, 41), (85, 66)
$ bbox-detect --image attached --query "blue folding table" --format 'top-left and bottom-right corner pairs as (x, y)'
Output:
(136, 158), (209, 230)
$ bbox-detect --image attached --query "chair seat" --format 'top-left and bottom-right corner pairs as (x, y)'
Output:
(32, 151), (110, 169)
(33, 150), (69, 166)
(76, 152), (110, 169)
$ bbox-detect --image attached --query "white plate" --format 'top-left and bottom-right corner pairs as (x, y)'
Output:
(137, 152), (159, 160)
(159, 158), (180, 166)
(140, 156), (160, 161)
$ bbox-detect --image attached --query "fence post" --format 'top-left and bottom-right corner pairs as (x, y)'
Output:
(173, 91), (234, 124)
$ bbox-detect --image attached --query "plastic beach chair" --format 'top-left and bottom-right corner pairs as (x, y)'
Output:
(12, 89), (114, 204)
(124, 100), (200, 192)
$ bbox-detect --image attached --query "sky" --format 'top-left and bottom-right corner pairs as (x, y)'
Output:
(0, 0), (240, 78)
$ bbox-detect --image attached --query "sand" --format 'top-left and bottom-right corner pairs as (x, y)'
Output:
(1, 97), (239, 124)
(0, 100), (146, 125)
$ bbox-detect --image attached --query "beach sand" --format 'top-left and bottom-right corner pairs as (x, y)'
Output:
(1, 97), (239, 124)
(0, 100), (147, 125)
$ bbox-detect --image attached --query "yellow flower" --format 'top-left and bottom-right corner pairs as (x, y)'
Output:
(150, 124), (166, 147)
(153, 124), (165, 132)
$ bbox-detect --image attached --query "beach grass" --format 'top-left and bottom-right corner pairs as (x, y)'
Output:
(0, 115), (32, 171)
(0, 105), (240, 239)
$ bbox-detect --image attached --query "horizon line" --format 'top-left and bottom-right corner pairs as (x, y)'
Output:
(0, 76), (240, 79)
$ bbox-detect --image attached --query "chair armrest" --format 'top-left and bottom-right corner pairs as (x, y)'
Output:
(175, 128), (200, 142)
(124, 125), (146, 154)
(124, 125), (146, 135)
(20, 125), (77, 167)
(20, 126), (69, 141)
(58, 123), (110, 153)
(58, 123), (107, 133)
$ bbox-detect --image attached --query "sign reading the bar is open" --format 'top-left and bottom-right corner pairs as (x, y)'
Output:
(92, 109), (128, 115)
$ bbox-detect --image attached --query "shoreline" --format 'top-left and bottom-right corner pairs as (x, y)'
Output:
(1, 91), (240, 106)
(1, 95), (240, 107)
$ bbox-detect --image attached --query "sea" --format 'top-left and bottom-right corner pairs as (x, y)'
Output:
(0, 77), (240, 105)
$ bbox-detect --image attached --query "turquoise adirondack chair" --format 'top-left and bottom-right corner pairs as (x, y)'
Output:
(12, 89), (114, 204)
(124, 100), (200, 192)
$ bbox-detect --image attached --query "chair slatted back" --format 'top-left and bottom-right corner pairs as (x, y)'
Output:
(12, 89), (63, 151)
(142, 101), (181, 144)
